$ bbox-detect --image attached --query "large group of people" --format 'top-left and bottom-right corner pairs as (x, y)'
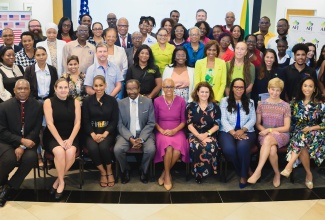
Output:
(1, 8), (325, 206)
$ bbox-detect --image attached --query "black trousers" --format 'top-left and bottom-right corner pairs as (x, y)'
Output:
(0, 147), (37, 189)
(86, 135), (115, 167)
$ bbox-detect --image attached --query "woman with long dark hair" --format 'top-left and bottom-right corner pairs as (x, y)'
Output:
(169, 24), (188, 47)
(219, 78), (256, 188)
(305, 42), (316, 68)
(230, 25), (244, 48)
(57, 17), (76, 43)
(194, 21), (210, 45)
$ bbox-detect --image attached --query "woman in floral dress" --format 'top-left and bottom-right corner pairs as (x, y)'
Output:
(281, 76), (325, 189)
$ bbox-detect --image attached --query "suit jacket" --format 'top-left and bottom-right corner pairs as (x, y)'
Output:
(117, 96), (155, 142)
(0, 45), (22, 53)
(125, 47), (135, 68)
(115, 33), (133, 48)
(24, 64), (58, 99)
(0, 97), (43, 156)
(36, 39), (66, 77)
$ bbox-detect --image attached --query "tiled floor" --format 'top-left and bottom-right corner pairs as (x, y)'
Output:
(1, 163), (325, 219)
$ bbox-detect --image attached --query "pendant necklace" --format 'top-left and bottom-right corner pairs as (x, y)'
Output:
(164, 96), (175, 110)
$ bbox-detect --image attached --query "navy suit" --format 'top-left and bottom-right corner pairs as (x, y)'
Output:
(0, 45), (22, 53)
(115, 33), (133, 48)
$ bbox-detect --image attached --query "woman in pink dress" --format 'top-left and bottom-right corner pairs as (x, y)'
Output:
(154, 78), (189, 190)
(247, 78), (291, 187)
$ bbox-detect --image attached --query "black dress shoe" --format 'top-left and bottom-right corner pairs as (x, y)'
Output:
(55, 184), (65, 200)
(49, 186), (57, 195)
(121, 170), (130, 184)
(0, 185), (11, 206)
(140, 171), (148, 184)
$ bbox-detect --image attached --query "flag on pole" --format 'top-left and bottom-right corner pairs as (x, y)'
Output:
(240, 0), (250, 38)
(79, 0), (90, 24)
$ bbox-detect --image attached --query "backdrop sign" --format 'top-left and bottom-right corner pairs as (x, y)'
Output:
(289, 16), (325, 57)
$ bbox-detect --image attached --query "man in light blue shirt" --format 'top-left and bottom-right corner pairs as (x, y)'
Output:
(84, 42), (123, 97)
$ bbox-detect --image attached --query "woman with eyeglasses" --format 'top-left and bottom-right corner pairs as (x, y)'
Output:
(88, 22), (105, 46)
(245, 34), (262, 68)
(183, 27), (205, 67)
(147, 16), (156, 38)
(139, 17), (157, 47)
(57, 17), (76, 43)
(248, 78), (290, 188)
(162, 47), (194, 102)
(169, 24), (188, 47)
(194, 40), (227, 102)
(217, 33), (234, 62)
(36, 23), (66, 77)
(125, 44), (162, 99)
(79, 14), (93, 38)
(154, 78), (189, 190)
(0, 46), (24, 102)
(151, 28), (175, 74)
(219, 78), (256, 188)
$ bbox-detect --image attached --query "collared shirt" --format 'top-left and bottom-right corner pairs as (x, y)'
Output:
(35, 63), (51, 98)
(87, 37), (105, 46)
(183, 42), (205, 67)
(142, 34), (157, 47)
(267, 34), (296, 57)
(254, 31), (276, 45)
(84, 60), (123, 96)
(220, 97), (256, 132)
(62, 40), (96, 74)
(277, 54), (294, 66)
(14, 49), (36, 68)
(129, 96), (140, 131)
(284, 64), (317, 100)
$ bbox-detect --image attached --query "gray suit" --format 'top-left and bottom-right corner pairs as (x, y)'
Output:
(114, 96), (155, 173)
(125, 47), (135, 68)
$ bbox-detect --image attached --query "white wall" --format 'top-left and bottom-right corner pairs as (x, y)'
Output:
(0, 0), (53, 32)
(71, 0), (253, 33)
(261, 0), (277, 33)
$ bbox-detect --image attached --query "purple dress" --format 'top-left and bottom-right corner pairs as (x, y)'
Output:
(154, 96), (190, 163)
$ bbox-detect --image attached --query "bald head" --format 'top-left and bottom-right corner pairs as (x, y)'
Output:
(107, 13), (117, 28)
(225, 11), (235, 28)
(14, 79), (30, 101)
(162, 78), (175, 87)
(117, 17), (129, 36)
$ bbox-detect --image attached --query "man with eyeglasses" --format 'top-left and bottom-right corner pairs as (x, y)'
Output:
(107, 13), (117, 29)
(62, 25), (96, 74)
(0, 28), (22, 53)
(254, 16), (276, 45)
(19, 19), (46, 48)
(115, 18), (133, 48)
(125, 32), (143, 68)
(267, 18), (296, 57)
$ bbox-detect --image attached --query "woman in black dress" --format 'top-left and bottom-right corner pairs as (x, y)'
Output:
(82, 75), (118, 187)
(43, 78), (81, 199)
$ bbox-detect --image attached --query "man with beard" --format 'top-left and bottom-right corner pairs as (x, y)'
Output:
(84, 42), (123, 97)
(19, 19), (46, 47)
(107, 13), (117, 29)
(0, 79), (43, 207)
(62, 25), (96, 74)
(267, 18), (296, 57)
(0, 28), (22, 53)
(283, 43), (317, 101)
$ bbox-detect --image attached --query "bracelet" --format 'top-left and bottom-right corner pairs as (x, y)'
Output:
(207, 130), (212, 136)
(269, 128), (273, 133)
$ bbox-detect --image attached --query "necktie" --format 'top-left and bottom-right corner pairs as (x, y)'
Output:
(130, 100), (137, 137)
(235, 103), (241, 130)
(121, 36), (126, 48)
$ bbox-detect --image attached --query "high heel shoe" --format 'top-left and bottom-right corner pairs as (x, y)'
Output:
(55, 184), (65, 200)
(247, 173), (261, 184)
(49, 186), (57, 195)
(195, 176), (202, 184)
(158, 177), (164, 186)
(280, 169), (292, 178)
(305, 179), (313, 189)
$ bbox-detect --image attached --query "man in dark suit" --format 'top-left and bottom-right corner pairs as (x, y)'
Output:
(0, 28), (22, 53)
(114, 79), (155, 184)
(115, 18), (133, 48)
(0, 79), (43, 207)
(125, 31), (142, 68)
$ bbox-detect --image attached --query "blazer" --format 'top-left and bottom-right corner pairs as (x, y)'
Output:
(162, 66), (195, 102)
(115, 33), (133, 48)
(0, 45), (22, 53)
(125, 47), (135, 68)
(36, 39), (66, 77)
(24, 64), (58, 99)
(117, 96), (155, 142)
(0, 97), (43, 156)
(108, 45), (128, 78)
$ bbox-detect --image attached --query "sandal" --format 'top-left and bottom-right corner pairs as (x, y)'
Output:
(107, 174), (115, 187)
(38, 156), (44, 169)
(99, 175), (108, 187)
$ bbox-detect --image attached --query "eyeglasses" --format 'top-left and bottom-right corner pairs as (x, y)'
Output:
(163, 86), (175, 89)
(140, 24), (149, 28)
(220, 39), (230, 43)
(2, 34), (14, 38)
(246, 40), (256, 44)
(176, 54), (186, 58)
(93, 28), (103, 31)
(62, 24), (71, 28)
(126, 88), (138, 91)
(118, 25), (129, 28)
(277, 25), (287, 28)
(259, 21), (269, 25)
(132, 37), (142, 41)
(78, 30), (88, 33)
(107, 18), (116, 21)
(233, 86), (245, 90)
(158, 34), (168, 38)
(190, 34), (199, 37)
(29, 25), (41, 28)
(175, 30), (184, 33)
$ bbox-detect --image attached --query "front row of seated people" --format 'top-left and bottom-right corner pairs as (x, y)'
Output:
(1, 75), (325, 204)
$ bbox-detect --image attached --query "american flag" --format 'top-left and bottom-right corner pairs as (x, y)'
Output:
(0, 15), (8, 20)
(4, 22), (13, 28)
(9, 15), (19, 20)
(78, 0), (90, 24)
(15, 22), (25, 28)
(0, 30), (23, 45)
(21, 15), (31, 20)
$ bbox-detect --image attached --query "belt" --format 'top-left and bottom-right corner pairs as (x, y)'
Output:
(91, 121), (109, 128)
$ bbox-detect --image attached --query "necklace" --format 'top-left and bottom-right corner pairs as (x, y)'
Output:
(249, 53), (254, 58)
(164, 96), (175, 110)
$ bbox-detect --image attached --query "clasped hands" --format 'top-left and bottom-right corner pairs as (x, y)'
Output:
(130, 138), (142, 149)
(15, 138), (36, 161)
(160, 128), (176, 136)
(59, 138), (74, 150)
(197, 132), (212, 146)
(91, 133), (106, 144)
(259, 128), (280, 136)
(230, 129), (249, 140)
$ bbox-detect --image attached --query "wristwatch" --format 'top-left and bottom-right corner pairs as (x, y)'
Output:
(20, 145), (27, 150)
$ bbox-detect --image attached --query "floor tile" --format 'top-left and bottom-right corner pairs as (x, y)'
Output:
(311, 187), (325, 199)
(266, 188), (319, 201)
(67, 191), (120, 203)
(65, 204), (122, 220)
(0, 201), (39, 220)
(300, 200), (325, 219)
(143, 204), (202, 220)
(120, 192), (171, 204)
(219, 190), (271, 202)
(170, 191), (222, 203)
(13, 189), (70, 202)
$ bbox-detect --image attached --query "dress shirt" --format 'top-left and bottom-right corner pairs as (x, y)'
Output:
(35, 63), (51, 98)
(129, 96), (140, 131)
(277, 54), (294, 66)
(143, 34), (157, 47)
(253, 31), (276, 45)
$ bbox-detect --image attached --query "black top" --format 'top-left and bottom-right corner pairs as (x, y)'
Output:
(283, 64), (317, 101)
(82, 93), (118, 135)
(0, 64), (24, 98)
(43, 95), (75, 140)
(125, 64), (161, 97)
